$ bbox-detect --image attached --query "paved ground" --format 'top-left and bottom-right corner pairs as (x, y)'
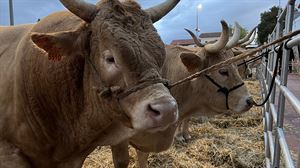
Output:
(280, 73), (300, 159)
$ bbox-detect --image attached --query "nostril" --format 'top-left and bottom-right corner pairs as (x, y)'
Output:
(148, 104), (161, 116)
(246, 98), (254, 106)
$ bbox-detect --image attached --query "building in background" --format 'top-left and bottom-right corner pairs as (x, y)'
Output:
(199, 32), (221, 44)
(170, 39), (195, 46)
(170, 32), (222, 46)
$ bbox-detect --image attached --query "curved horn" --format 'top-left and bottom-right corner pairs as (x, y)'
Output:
(237, 26), (257, 45)
(184, 28), (204, 47)
(241, 29), (257, 47)
(145, 0), (180, 23)
(204, 20), (229, 53)
(225, 22), (241, 49)
(59, 0), (97, 22)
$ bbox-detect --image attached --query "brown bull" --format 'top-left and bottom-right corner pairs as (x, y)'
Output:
(110, 21), (255, 168)
(175, 23), (258, 141)
(0, 0), (180, 167)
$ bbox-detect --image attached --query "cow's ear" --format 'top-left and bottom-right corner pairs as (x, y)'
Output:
(180, 52), (204, 72)
(31, 30), (80, 61)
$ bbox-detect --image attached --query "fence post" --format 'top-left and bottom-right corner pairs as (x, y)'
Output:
(273, 0), (295, 167)
(297, 144), (300, 168)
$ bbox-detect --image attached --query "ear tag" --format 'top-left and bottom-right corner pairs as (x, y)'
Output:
(48, 54), (62, 61)
(48, 48), (63, 61)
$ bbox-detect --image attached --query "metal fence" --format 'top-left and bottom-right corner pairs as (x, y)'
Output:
(258, 0), (300, 167)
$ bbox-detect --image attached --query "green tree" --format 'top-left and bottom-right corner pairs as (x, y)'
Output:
(257, 6), (281, 44)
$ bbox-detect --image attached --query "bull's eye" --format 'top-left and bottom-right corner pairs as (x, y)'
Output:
(103, 50), (115, 64)
(106, 57), (115, 64)
(219, 69), (229, 76)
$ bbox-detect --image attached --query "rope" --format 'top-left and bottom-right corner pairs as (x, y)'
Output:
(205, 75), (245, 109)
(254, 44), (283, 106)
(168, 29), (300, 88)
(237, 50), (269, 67)
(87, 56), (170, 99)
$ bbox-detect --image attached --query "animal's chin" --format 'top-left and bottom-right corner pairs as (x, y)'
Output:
(145, 125), (170, 133)
(222, 110), (234, 115)
(228, 107), (250, 114)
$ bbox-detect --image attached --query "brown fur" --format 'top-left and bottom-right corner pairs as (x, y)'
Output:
(0, 1), (177, 167)
(111, 45), (253, 168)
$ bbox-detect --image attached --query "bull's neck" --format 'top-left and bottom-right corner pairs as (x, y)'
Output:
(16, 52), (114, 160)
(162, 54), (206, 118)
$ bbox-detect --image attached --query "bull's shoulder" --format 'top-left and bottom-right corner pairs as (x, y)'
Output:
(0, 24), (33, 61)
(0, 24), (33, 40)
(31, 11), (84, 33)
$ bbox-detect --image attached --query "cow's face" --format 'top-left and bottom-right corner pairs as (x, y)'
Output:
(179, 21), (254, 115)
(233, 47), (251, 79)
(236, 59), (250, 79)
(31, 0), (179, 131)
(180, 49), (253, 114)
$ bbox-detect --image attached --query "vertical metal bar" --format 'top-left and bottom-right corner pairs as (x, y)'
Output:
(266, 36), (271, 113)
(9, 0), (14, 25)
(273, 1), (295, 167)
(261, 61), (274, 167)
(297, 144), (300, 168)
(267, 34), (275, 167)
(264, 114), (271, 164)
(270, 22), (281, 107)
(261, 65), (272, 167)
(196, 7), (199, 36)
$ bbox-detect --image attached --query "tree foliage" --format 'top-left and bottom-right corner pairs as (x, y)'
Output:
(257, 6), (281, 44)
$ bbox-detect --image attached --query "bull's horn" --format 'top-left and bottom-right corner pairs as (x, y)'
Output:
(241, 29), (257, 47)
(225, 22), (241, 49)
(145, 0), (180, 23)
(237, 26), (257, 45)
(204, 20), (229, 53)
(184, 28), (204, 47)
(59, 0), (97, 22)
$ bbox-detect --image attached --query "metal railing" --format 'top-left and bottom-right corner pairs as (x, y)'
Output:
(258, 0), (300, 167)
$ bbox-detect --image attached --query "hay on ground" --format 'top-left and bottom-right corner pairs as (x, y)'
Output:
(83, 80), (265, 168)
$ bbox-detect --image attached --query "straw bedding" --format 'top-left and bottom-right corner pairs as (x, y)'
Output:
(83, 80), (264, 168)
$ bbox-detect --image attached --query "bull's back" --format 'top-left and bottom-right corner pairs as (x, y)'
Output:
(0, 24), (33, 66)
(0, 11), (83, 131)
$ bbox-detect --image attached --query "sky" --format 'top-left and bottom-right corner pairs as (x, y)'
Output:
(0, 0), (291, 44)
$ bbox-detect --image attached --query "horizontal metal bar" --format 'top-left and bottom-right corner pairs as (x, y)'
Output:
(269, 50), (275, 54)
(275, 78), (300, 117)
(277, 128), (296, 168)
(265, 65), (300, 117)
(279, 85), (300, 116)
(270, 103), (278, 124)
(286, 35), (300, 49)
